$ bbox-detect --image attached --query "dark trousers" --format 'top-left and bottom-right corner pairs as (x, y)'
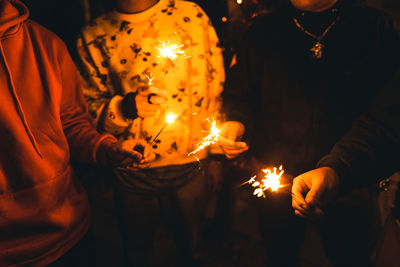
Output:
(115, 166), (206, 267)
(257, 191), (306, 267)
(257, 187), (380, 267)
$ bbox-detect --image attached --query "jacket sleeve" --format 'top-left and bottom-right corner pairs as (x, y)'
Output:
(222, 29), (261, 145)
(59, 43), (118, 165)
(317, 13), (400, 192)
(76, 32), (133, 135)
(317, 89), (400, 192)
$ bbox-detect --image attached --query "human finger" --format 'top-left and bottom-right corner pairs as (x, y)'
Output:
(304, 180), (324, 209)
(147, 95), (167, 105)
(137, 110), (158, 118)
(117, 147), (143, 161)
(221, 145), (248, 158)
(148, 86), (167, 96)
(294, 209), (308, 218)
(291, 178), (308, 207)
(292, 192), (308, 212)
(292, 199), (310, 216)
(220, 141), (248, 150)
(142, 146), (156, 163)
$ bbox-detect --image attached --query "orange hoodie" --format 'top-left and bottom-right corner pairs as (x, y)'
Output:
(0, 0), (116, 265)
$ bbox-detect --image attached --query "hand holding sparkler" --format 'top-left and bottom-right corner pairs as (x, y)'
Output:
(135, 85), (167, 118)
(121, 138), (156, 168)
(219, 121), (248, 159)
(291, 167), (339, 218)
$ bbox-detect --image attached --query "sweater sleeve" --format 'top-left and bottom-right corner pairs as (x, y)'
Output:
(59, 43), (118, 164)
(76, 32), (133, 135)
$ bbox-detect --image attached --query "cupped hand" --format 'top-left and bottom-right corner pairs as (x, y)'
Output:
(136, 85), (167, 118)
(219, 121), (248, 159)
(291, 167), (339, 218)
(121, 138), (156, 168)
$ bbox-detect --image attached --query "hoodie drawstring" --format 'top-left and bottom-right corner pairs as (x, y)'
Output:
(0, 41), (43, 158)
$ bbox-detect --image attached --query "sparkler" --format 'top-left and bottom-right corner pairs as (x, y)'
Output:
(145, 73), (153, 85)
(188, 118), (222, 156)
(244, 165), (286, 198)
(155, 40), (185, 61)
(148, 112), (178, 147)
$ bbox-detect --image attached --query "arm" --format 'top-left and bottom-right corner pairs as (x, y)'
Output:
(59, 43), (142, 167)
(76, 33), (166, 135)
(219, 31), (260, 158)
(292, 13), (400, 217)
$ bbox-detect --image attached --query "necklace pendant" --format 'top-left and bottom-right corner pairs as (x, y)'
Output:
(310, 42), (324, 59)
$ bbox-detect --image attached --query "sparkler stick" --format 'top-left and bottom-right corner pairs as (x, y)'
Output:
(148, 113), (178, 147)
(145, 73), (153, 85)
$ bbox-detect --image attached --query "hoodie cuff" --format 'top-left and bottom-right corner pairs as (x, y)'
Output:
(121, 92), (138, 120)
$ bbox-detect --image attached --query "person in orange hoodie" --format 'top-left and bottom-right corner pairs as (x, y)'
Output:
(0, 0), (149, 266)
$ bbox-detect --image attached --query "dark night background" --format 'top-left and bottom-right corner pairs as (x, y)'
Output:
(18, 0), (400, 266)
(22, 0), (400, 64)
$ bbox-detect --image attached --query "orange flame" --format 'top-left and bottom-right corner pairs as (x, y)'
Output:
(155, 41), (185, 61)
(188, 118), (221, 156)
(246, 165), (285, 198)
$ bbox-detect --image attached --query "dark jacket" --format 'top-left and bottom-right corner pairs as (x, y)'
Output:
(223, 2), (400, 190)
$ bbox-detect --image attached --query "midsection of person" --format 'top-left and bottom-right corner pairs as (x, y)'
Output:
(78, 0), (223, 168)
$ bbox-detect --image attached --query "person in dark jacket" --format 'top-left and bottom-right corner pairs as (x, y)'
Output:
(220, 0), (400, 265)
(0, 0), (147, 266)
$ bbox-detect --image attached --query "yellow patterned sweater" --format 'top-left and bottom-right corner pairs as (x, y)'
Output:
(77, 0), (224, 168)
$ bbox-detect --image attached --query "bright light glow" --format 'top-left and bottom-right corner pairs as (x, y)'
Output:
(165, 113), (178, 124)
(145, 73), (153, 85)
(155, 41), (185, 61)
(222, 17), (227, 22)
(246, 165), (285, 198)
(188, 118), (221, 156)
(237, 0), (243, 4)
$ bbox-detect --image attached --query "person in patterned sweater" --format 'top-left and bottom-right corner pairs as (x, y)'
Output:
(76, 0), (230, 265)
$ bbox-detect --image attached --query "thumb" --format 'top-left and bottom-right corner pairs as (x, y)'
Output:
(227, 127), (237, 141)
(148, 95), (167, 105)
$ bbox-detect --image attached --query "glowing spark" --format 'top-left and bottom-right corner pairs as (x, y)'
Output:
(246, 165), (285, 198)
(237, 0), (243, 4)
(165, 113), (178, 124)
(156, 41), (185, 61)
(145, 73), (153, 85)
(149, 113), (178, 146)
(188, 118), (221, 156)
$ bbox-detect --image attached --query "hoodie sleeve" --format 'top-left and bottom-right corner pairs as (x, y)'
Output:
(59, 43), (118, 164)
